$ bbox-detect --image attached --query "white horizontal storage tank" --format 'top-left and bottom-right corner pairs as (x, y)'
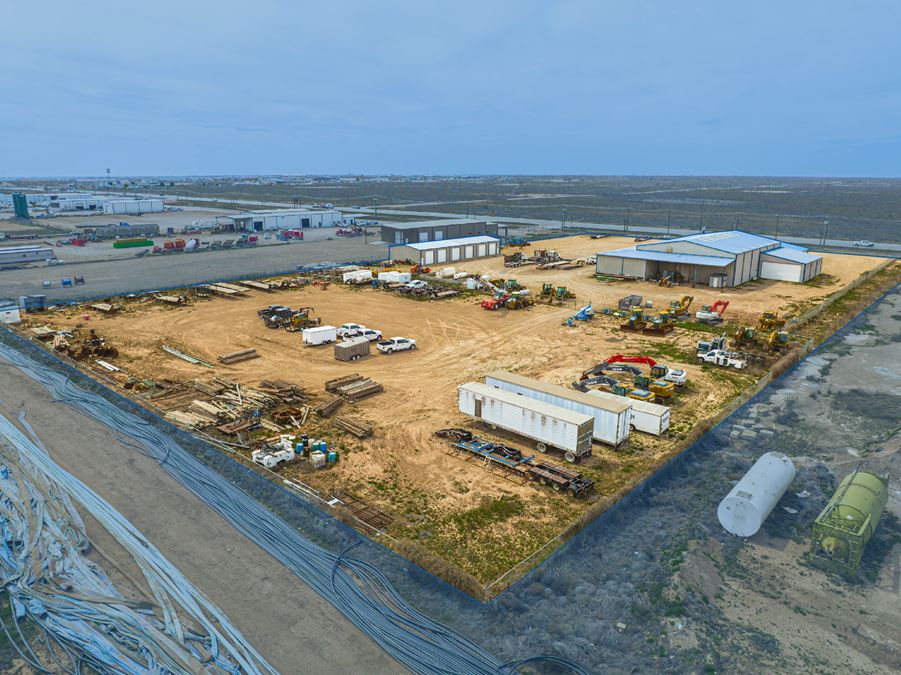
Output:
(484, 371), (630, 447)
(585, 389), (670, 436)
(718, 452), (796, 537)
(458, 382), (594, 461)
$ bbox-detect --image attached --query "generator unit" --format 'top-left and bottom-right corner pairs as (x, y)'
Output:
(808, 470), (888, 575)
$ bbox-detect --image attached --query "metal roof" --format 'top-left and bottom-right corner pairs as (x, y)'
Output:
(762, 247), (822, 264)
(485, 371), (632, 413)
(398, 235), (499, 251)
(639, 229), (780, 254)
(460, 382), (595, 425)
(382, 218), (488, 230)
(585, 389), (669, 415)
(229, 208), (341, 219)
(597, 246), (733, 268)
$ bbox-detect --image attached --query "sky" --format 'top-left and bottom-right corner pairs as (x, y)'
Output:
(2, 1), (900, 177)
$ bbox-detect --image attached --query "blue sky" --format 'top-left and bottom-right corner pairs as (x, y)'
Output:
(2, 1), (899, 177)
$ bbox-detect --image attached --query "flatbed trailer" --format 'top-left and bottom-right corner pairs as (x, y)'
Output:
(434, 429), (595, 497)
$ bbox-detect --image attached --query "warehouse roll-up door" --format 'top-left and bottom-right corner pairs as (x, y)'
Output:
(465, 245), (474, 258)
(425, 250), (435, 264)
(419, 231), (429, 242)
(450, 247), (460, 261)
(760, 261), (802, 282)
(477, 244), (486, 257)
(437, 248), (447, 263)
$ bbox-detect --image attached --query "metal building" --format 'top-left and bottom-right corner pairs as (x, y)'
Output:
(388, 235), (500, 266)
(103, 198), (164, 215)
(596, 230), (823, 287)
(228, 208), (344, 231)
(48, 196), (107, 212)
(379, 219), (498, 245)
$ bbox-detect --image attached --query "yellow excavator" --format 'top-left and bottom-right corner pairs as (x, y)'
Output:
(759, 311), (787, 330)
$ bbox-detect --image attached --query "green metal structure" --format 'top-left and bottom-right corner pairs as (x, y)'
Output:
(809, 470), (888, 574)
(12, 193), (29, 220)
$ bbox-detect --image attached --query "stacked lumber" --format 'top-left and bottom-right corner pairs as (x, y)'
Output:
(217, 348), (259, 364)
(164, 410), (216, 429)
(257, 380), (306, 401)
(336, 378), (383, 401)
(272, 406), (309, 427)
(333, 417), (373, 438)
(314, 396), (343, 417)
(325, 373), (364, 392)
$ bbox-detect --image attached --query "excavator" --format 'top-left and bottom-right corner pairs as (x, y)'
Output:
(410, 263), (431, 274)
(763, 330), (790, 353)
(574, 354), (686, 400)
(696, 299), (729, 323)
(731, 325), (757, 348)
(669, 295), (694, 318)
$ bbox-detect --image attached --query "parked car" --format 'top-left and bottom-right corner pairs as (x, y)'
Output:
(377, 337), (417, 354)
(337, 323), (366, 338)
(404, 280), (430, 290)
(853, 240), (874, 247)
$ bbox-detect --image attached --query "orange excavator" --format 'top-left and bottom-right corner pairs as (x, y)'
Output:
(695, 299), (729, 323)
(411, 263), (431, 274)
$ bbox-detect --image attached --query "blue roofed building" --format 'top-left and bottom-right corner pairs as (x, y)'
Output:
(596, 230), (823, 287)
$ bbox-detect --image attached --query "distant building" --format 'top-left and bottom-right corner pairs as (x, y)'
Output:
(388, 235), (501, 266)
(103, 198), (164, 215)
(48, 196), (106, 212)
(228, 208), (344, 231)
(596, 230), (823, 287)
(379, 218), (499, 245)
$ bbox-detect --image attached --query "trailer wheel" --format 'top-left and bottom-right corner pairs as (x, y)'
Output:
(553, 482), (561, 492)
(564, 451), (576, 464)
(567, 488), (577, 498)
(540, 476), (548, 486)
(536, 442), (547, 453)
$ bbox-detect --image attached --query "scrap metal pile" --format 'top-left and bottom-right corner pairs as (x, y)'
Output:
(0, 412), (272, 674)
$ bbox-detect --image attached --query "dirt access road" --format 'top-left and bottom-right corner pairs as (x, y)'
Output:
(0, 361), (403, 674)
(21, 235), (885, 588)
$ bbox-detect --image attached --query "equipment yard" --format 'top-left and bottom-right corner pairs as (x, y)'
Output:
(10, 234), (895, 594)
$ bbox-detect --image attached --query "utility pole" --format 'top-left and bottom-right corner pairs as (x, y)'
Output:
(666, 209), (671, 237)
(822, 218), (829, 246)
(562, 207), (567, 232)
(699, 205), (704, 233)
(373, 196), (378, 221)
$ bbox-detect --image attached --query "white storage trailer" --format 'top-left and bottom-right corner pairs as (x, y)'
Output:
(302, 325), (337, 346)
(585, 389), (670, 436)
(484, 371), (630, 447)
(458, 382), (594, 462)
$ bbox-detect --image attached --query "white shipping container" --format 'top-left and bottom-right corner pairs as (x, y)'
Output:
(585, 389), (670, 436)
(437, 267), (456, 278)
(485, 371), (630, 446)
(302, 325), (337, 346)
(458, 382), (594, 461)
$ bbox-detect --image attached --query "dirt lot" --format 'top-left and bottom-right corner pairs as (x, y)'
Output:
(17, 235), (887, 590)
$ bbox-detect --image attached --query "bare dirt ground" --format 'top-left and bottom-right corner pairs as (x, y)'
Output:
(17, 235), (887, 590)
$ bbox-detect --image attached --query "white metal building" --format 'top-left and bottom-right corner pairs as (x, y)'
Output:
(229, 208), (344, 231)
(103, 198), (164, 215)
(48, 196), (107, 212)
(0, 300), (21, 324)
(596, 230), (822, 287)
(388, 235), (500, 266)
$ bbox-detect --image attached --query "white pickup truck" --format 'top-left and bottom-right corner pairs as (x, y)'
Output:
(698, 349), (747, 369)
(337, 323), (366, 338)
(377, 337), (417, 354)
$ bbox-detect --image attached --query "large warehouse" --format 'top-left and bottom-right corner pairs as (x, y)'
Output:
(596, 230), (822, 286)
(379, 218), (499, 245)
(229, 208), (344, 231)
(388, 235), (500, 266)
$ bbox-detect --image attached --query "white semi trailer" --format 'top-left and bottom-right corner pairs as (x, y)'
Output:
(585, 389), (670, 436)
(458, 382), (594, 462)
(484, 371), (630, 447)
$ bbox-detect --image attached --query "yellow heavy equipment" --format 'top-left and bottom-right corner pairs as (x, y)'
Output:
(764, 330), (790, 353)
(731, 325), (757, 348)
(759, 311), (787, 330)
